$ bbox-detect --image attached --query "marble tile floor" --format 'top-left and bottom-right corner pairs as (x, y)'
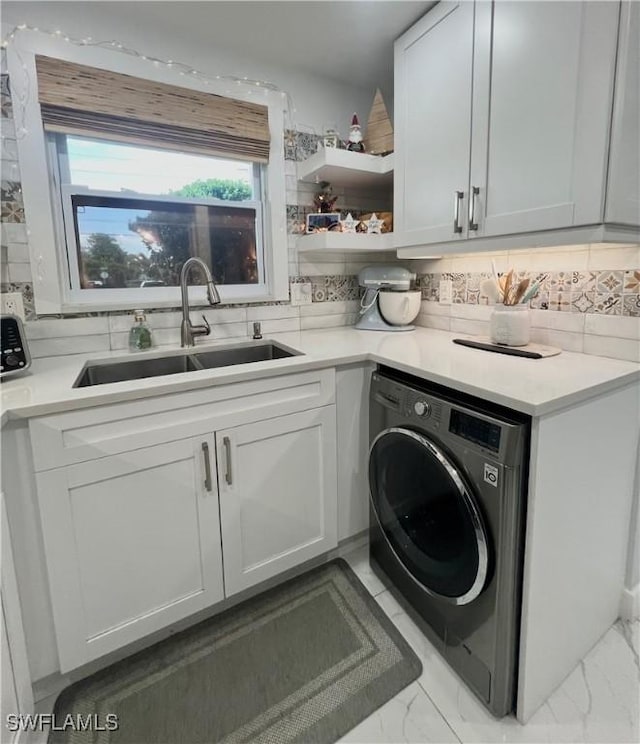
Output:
(341, 545), (640, 744)
(30, 545), (638, 744)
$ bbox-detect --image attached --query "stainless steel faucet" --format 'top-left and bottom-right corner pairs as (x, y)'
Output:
(179, 257), (221, 347)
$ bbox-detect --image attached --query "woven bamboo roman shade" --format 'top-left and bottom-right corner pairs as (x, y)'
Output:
(35, 55), (271, 162)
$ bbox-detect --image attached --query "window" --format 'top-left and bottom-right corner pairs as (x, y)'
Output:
(50, 134), (265, 292)
(7, 37), (287, 313)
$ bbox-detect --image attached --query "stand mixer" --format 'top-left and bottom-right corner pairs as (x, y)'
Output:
(355, 266), (420, 331)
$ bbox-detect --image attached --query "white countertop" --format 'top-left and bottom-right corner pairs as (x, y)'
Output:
(1, 327), (639, 421)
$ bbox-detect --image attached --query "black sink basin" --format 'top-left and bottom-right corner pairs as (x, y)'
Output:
(193, 342), (298, 369)
(73, 341), (301, 387)
(74, 353), (200, 387)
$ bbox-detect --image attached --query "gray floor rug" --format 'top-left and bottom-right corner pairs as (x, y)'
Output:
(50, 559), (422, 744)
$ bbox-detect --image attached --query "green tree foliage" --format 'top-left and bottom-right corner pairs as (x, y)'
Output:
(129, 210), (191, 285)
(172, 179), (252, 201)
(128, 178), (256, 286)
(81, 233), (129, 288)
(81, 234), (161, 288)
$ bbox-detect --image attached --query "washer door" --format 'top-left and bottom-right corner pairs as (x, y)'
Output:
(369, 427), (489, 605)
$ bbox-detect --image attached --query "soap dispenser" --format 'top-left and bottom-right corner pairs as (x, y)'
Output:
(128, 311), (153, 351)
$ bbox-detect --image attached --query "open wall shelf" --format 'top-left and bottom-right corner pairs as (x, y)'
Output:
(296, 232), (395, 253)
(297, 149), (394, 188)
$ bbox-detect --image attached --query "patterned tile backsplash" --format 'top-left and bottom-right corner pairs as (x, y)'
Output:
(0, 71), (12, 118)
(1, 64), (639, 361)
(416, 270), (640, 317)
(284, 130), (323, 162)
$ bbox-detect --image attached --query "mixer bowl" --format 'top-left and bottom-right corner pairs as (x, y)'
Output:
(378, 290), (421, 326)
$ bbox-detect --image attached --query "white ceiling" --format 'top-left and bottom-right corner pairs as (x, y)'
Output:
(3, 1), (437, 91)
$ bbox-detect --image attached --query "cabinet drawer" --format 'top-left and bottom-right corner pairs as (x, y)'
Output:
(30, 368), (335, 471)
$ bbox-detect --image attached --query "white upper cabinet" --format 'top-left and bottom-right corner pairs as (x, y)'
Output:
(394, 2), (475, 247)
(471, 1), (619, 237)
(605, 1), (640, 226)
(395, 1), (638, 255)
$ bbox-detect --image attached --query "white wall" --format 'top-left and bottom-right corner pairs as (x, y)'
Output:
(625, 453), (640, 594)
(1, 1), (374, 134)
(1, 2), (395, 336)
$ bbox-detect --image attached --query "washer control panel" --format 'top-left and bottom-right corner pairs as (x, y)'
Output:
(371, 369), (526, 467)
(407, 393), (441, 428)
(413, 400), (431, 418)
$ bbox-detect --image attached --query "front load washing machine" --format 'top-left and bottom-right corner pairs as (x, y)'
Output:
(368, 366), (530, 717)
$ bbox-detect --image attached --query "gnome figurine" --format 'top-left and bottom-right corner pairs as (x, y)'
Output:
(346, 113), (365, 153)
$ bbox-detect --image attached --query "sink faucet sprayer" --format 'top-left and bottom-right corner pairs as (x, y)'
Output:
(180, 257), (221, 347)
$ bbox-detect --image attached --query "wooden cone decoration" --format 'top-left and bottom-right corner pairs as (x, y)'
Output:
(365, 89), (394, 155)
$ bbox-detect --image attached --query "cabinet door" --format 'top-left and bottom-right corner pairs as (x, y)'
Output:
(605, 1), (640, 226)
(394, 1), (475, 247)
(217, 406), (338, 596)
(36, 437), (224, 671)
(2, 495), (34, 734)
(1, 607), (19, 739)
(470, 1), (619, 237)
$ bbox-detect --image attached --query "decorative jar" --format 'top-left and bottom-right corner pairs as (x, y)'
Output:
(489, 304), (530, 346)
(323, 128), (341, 148)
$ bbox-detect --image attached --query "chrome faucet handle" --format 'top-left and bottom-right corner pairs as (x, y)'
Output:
(190, 315), (211, 338)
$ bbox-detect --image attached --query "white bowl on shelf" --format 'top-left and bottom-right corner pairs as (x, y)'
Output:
(378, 290), (421, 326)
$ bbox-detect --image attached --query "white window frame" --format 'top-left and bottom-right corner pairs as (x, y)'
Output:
(7, 30), (288, 314)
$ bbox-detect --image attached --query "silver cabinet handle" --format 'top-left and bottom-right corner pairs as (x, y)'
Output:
(223, 436), (233, 486)
(469, 186), (480, 231)
(453, 191), (464, 233)
(201, 442), (212, 492)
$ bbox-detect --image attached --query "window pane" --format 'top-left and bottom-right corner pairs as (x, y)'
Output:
(66, 136), (254, 197)
(72, 195), (259, 289)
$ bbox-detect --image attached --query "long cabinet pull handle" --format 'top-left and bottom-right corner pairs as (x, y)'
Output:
(453, 191), (464, 233)
(201, 442), (212, 492)
(223, 436), (233, 486)
(469, 186), (480, 231)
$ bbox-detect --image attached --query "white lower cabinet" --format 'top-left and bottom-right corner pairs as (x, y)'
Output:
(2, 495), (35, 737)
(217, 406), (338, 596)
(33, 373), (338, 673)
(37, 437), (225, 672)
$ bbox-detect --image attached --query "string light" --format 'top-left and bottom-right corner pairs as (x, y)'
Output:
(1, 23), (301, 140)
(2, 24), (288, 95)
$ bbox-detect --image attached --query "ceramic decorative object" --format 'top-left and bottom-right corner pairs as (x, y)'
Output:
(323, 128), (342, 148)
(346, 113), (365, 152)
(364, 213), (384, 234)
(489, 304), (530, 346)
(340, 213), (359, 233)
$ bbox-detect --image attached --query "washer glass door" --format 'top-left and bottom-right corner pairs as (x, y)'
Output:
(369, 427), (489, 605)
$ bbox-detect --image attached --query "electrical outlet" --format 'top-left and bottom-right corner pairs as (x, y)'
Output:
(290, 282), (313, 306)
(1, 292), (25, 320)
(439, 279), (453, 305)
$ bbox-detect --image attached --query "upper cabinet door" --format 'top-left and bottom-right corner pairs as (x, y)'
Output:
(394, 2), (475, 247)
(605, 1), (640, 226)
(217, 407), (338, 597)
(470, 1), (620, 237)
